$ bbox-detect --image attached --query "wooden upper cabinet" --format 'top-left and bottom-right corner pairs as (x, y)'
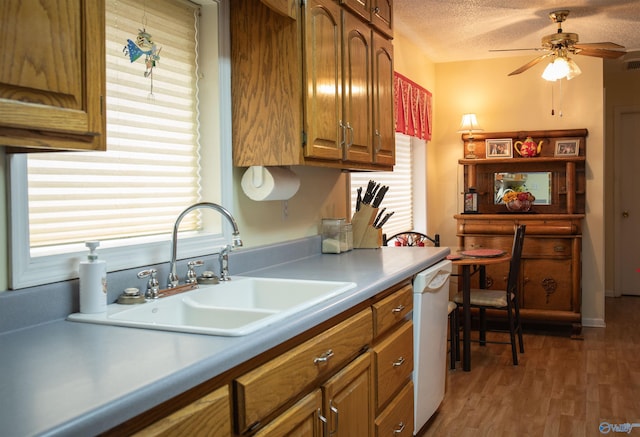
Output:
(0, 0), (105, 152)
(370, 0), (393, 37)
(303, 0), (343, 161)
(231, 0), (394, 170)
(340, 0), (393, 38)
(371, 32), (394, 166)
(341, 12), (373, 163)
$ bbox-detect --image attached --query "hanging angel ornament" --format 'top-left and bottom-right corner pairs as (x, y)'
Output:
(123, 28), (161, 94)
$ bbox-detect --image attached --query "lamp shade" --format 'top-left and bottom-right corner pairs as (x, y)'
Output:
(542, 56), (581, 81)
(457, 113), (483, 133)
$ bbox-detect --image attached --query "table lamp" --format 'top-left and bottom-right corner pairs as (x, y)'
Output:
(458, 113), (483, 159)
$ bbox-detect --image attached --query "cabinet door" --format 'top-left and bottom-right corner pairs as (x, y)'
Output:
(370, 0), (393, 37)
(340, 0), (370, 22)
(303, 0), (343, 161)
(323, 352), (374, 437)
(341, 11), (373, 163)
(255, 390), (323, 437)
(0, 0), (105, 152)
(522, 259), (573, 311)
(134, 385), (231, 437)
(371, 32), (394, 166)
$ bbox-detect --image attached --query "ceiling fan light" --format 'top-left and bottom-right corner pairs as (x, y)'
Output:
(566, 58), (582, 80)
(542, 57), (571, 81)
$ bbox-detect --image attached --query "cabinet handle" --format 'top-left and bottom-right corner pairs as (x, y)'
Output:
(392, 356), (405, 367)
(393, 421), (406, 434)
(339, 120), (346, 148)
(319, 409), (328, 435)
(313, 349), (334, 364)
(553, 245), (566, 252)
(391, 304), (405, 314)
(345, 122), (354, 147)
(329, 401), (339, 436)
(372, 6), (380, 13)
(375, 129), (382, 152)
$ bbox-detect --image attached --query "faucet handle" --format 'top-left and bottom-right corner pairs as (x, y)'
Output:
(137, 269), (160, 299)
(186, 260), (204, 284)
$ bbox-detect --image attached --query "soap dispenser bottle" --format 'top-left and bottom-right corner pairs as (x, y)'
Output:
(79, 241), (107, 313)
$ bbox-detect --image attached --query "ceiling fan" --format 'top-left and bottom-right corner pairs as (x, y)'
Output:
(492, 10), (626, 77)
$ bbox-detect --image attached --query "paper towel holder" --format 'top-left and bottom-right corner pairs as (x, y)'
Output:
(241, 166), (300, 201)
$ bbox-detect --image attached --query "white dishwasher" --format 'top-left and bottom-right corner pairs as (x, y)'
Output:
(412, 259), (452, 435)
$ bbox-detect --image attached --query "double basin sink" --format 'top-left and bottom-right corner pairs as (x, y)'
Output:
(68, 277), (357, 336)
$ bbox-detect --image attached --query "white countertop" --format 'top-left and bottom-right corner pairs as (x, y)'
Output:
(0, 246), (448, 437)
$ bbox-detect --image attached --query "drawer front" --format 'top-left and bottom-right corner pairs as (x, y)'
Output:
(135, 385), (230, 437)
(373, 320), (413, 410)
(523, 259), (573, 311)
(375, 381), (414, 437)
(521, 237), (573, 258)
(463, 236), (513, 253)
(235, 308), (373, 433)
(372, 285), (412, 338)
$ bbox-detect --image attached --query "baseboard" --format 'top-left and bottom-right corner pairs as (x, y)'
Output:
(582, 317), (606, 328)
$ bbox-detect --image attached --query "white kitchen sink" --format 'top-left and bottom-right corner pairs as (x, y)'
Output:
(67, 277), (357, 336)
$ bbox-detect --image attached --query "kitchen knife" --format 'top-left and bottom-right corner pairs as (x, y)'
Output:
(372, 185), (388, 208)
(363, 180), (376, 204)
(376, 211), (395, 228)
(356, 187), (362, 211)
(373, 207), (386, 227)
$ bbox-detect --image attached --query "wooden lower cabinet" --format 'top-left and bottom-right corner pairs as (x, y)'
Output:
(254, 390), (323, 437)
(133, 385), (231, 436)
(374, 381), (414, 437)
(322, 352), (374, 436)
(456, 214), (583, 334)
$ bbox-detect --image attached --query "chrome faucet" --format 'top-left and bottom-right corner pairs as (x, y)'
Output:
(168, 202), (243, 288)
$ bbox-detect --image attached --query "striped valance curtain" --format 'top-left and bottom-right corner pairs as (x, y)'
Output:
(394, 72), (433, 141)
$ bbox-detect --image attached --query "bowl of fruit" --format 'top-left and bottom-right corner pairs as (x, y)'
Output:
(503, 191), (535, 212)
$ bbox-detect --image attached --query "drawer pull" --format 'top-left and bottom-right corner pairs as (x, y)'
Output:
(313, 349), (334, 365)
(392, 356), (405, 367)
(554, 245), (566, 252)
(391, 304), (405, 314)
(393, 421), (406, 434)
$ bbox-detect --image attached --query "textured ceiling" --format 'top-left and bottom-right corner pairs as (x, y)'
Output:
(394, 0), (640, 63)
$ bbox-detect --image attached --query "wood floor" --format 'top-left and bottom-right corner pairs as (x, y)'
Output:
(420, 296), (640, 437)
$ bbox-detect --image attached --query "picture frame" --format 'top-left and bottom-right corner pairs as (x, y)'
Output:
(486, 139), (513, 158)
(554, 139), (580, 156)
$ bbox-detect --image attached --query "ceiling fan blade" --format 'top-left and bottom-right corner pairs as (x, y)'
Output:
(508, 53), (553, 76)
(489, 48), (546, 53)
(575, 47), (626, 59)
(574, 42), (625, 50)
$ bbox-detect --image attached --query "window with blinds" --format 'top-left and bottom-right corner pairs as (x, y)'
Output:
(26, 0), (200, 248)
(350, 133), (413, 238)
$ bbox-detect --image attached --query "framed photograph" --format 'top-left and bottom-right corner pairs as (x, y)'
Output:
(554, 139), (580, 156)
(486, 139), (513, 158)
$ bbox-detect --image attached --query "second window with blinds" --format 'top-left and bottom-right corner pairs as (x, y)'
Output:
(350, 133), (427, 239)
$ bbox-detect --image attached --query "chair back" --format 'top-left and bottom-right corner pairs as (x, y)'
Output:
(505, 225), (526, 295)
(383, 231), (440, 247)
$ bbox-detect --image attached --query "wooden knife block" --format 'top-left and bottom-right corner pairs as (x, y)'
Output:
(351, 204), (382, 248)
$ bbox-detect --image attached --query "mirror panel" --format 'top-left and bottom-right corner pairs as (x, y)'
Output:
(494, 172), (552, 205)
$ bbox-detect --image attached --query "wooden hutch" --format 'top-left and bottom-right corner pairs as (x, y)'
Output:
(455, 128), (586, 336)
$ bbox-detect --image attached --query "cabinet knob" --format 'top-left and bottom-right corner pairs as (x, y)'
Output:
(372, 6), (380, 13)
(623, 210), (630, 218)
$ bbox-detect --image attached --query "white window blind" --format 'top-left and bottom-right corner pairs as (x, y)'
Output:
(350, 133), (413, 238)
(26, 0), (201, 248)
